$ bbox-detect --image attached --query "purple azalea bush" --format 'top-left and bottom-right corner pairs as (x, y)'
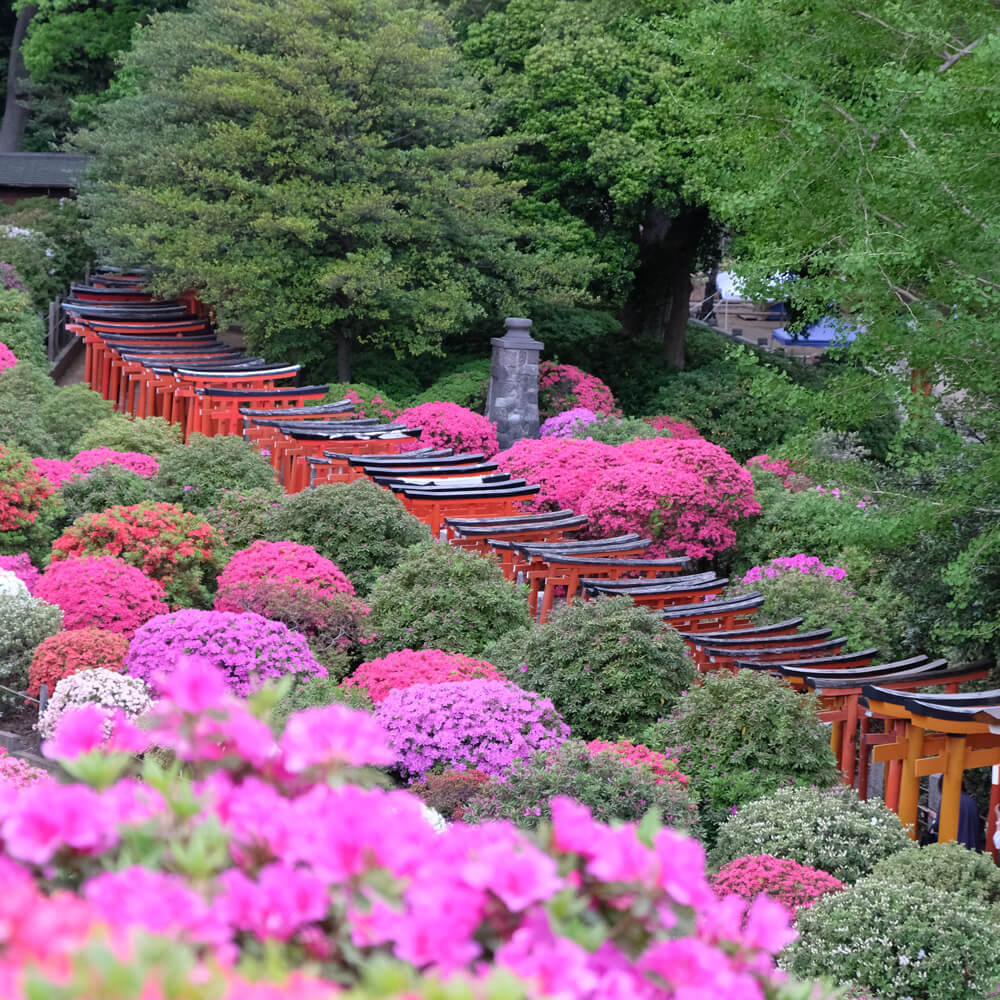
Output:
(742, 554), (847, 584)
(539, 407), (598, 439)
(126, 610), (324, 696)
(375, 679), (570, 779)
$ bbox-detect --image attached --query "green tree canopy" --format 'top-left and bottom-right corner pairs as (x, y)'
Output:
(75, 0), (594, 377)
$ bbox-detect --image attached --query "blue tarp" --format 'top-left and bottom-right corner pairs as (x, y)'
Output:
(771, 316), (862, 346)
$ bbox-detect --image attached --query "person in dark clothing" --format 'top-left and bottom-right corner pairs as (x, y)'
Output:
(923, 775), (984, 851)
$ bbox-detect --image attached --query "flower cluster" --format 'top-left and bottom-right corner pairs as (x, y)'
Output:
(37, 667), (153, 740)
(643, 415), (702, 439)
(742, 554), (847, 584)
(0, 553), (39, 593)
(0, 569), (27, 598)
(28, 628), (128, 698)
(126, 609), (325, 697)
(586, 739), (688, 787)
(712, 854), (845, 917)
(538, 361), (619, 418)
(343, 649), (504, 703)
(0, 343), (17, 371)
(51, 501), (225, 607)
(340, 383), (399, 422)
(35, 556), (169, 635)
(0, 260), (27, 292)
(31, 457), (76, 487)
(375, 679), (570, 779)
(215, 540), (355, 614)
(746, 454), (809, 491)
(539, 407), (598, 438)
(395, 401), (499, 458)
(0, 748), (48, 789)
(69, 447), (159, 479)
(0, 444), (54, 533)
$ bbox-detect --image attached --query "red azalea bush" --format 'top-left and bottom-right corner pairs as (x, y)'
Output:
(31, 458), (76, 488)
(215, 540), (355, 613)
(538, 361), (620, 419)
(70, 448), (159, 479)
(51, 502), (225, 608)
(0, 553), (40, 593)
(0, 343), (17, 371)
(712, 854), (846, 917)
(409, 769), (492, 821)
(394, 401), (499, 458)
(35, 556), (169, 636)
(0, 444), (57, 559)
(27, 628), (128, 698)
(586, 739), (689, 788)
(644, 415), (703, 439)
(343, 648), (504, 704)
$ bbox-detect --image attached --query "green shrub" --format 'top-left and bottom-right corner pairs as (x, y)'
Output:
(0, 593), (62, 707)
(54, 465), (157, 533)
(407, 359), (491, 410)
(571, 416), (665, 445)
(787, 859), (1000, 1000)
(486, 596), (694, 741)
(38, 383), (117, 458)
(76, 414), (183, 458)
(464, 740), (698, 830)
(319, 383), (399, 421)
(351, 351), (424, 402)
(0, 362), (59, 455)
(0, 288), (48, 368)
(264, 481), (430, 596)
(869, 841), (1000, 906)
(154, 433), (277, 510)
(203, 486), (283, 553)
(711, 785), (913, 884)
(270, 674), (374, 734)
(367, 542), (530, 657)
(642, 669), (839, 847)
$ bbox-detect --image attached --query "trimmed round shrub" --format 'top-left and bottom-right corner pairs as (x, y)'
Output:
(343, 648), (503, 704)
(37, 668), (153, 740)
(270, 674), (374, 735)
(868, 840), (1000, 905)
(37, 384), (117, 459)
(394, 401), (499, 457)
(787, 858), (1000, 1000)
(571, 416), (666, 445)
(406, 360), (490, 410)
(76, 414), (183, 458)
(0, 442), (58, 562)
(374, 679), (569, 780)
(711, 855), (845, 917)
(28, 628), (127, 698)
(51, 502), (226, 608)
(263, 481), (431, 596)
(203, 486), (283, 553)
(0, 592), (62, 705)
(214, 540), (355, 612)
(126, 609), (325, 697)
(486, 596), (693, 742)
(54, 464), (157, 533)
(320, 382), (399, 422)
(410, 769), (491, 821)
(35, 556), (169, 637)
(154, 433), (277, 511)
(0, 553), (40, 593)
(0, 362), (59, 457)
(465, 740), (698, 830)
(540, 407), (599, 438)
(538, 361), (619, 418)
(367, 542), (531, 658)
(711, 785), (913, 885)
(70, 448), (159, 479)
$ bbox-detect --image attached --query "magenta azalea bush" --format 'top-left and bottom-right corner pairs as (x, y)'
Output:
(742, 555), (848, 584)
(746, 454), (809, 491)
(215, 539), (355, 613)
(34, 556), (169, 637)
(343, 649), (504, 704)
(0, 654), (828, 998)
(126, 610), (325, 696)
(0, 747), (48, 789)
(644, 415), (703, 439)
(395, 401), (499, 457)
(538, 361), (619, 418)
(32, 457), (76, 487)
(712, 854), (846, 917)
(0, 343), (17, 371)
(70, 447), (159, 479)
(0, 553), (39, 593)
(375, 679), (570, 779)
(540, 407), (599, 438)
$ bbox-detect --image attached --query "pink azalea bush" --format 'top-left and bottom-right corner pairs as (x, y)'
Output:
(0, 748), (48, 790)
(586, 739), (689, 788)
(644, 415), (703, 439)
(375, 679), (570, 779)
(0, 655), (821, 998)
(28, 628), (128, 698)
(538, 361), (620, 418)
(126, 609), (325, 696)
(540, 406), (599, 438)
(742, 554), (848, 584)
(70, 447), (159, 479)
(34, 556), (169, 637)
(712, 854), (846, 917)
(31, 457), (77, 487)
(0, 553), (40, 593)
(746, 454), (809, 491)
(0, 343), (18, 371)
(343, 648), (504, 704)
(215, 539), (355, 613)
(395, 401), (499, 458)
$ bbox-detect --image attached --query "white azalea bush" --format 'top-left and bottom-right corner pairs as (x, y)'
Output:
(38, 668), (153, 739)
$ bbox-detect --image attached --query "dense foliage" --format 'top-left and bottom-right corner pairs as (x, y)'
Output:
(0, 441), (57, 562)
(0, 590), (62, 704)
(75, 414), (183, 458)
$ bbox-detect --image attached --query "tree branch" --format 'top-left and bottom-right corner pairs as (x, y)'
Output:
(938, 38), (981, 73)
(852, 9), (918, 39)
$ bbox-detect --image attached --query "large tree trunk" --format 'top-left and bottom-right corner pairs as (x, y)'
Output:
(337, 331), (352, 383)
(0, 5), (37, 153)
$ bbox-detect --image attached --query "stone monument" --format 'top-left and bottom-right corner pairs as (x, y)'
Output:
(486, 317), (544, 451)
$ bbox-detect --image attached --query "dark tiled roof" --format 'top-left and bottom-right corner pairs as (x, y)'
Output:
(0, 153), (90, 189)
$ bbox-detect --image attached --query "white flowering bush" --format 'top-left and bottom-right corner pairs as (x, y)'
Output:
(38, 668), (153, 739)
(711, 785), (912, 884)
(0, 570), (28, 598)
(0, 592), (62, 706)
(786, 868), (1000, 999)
